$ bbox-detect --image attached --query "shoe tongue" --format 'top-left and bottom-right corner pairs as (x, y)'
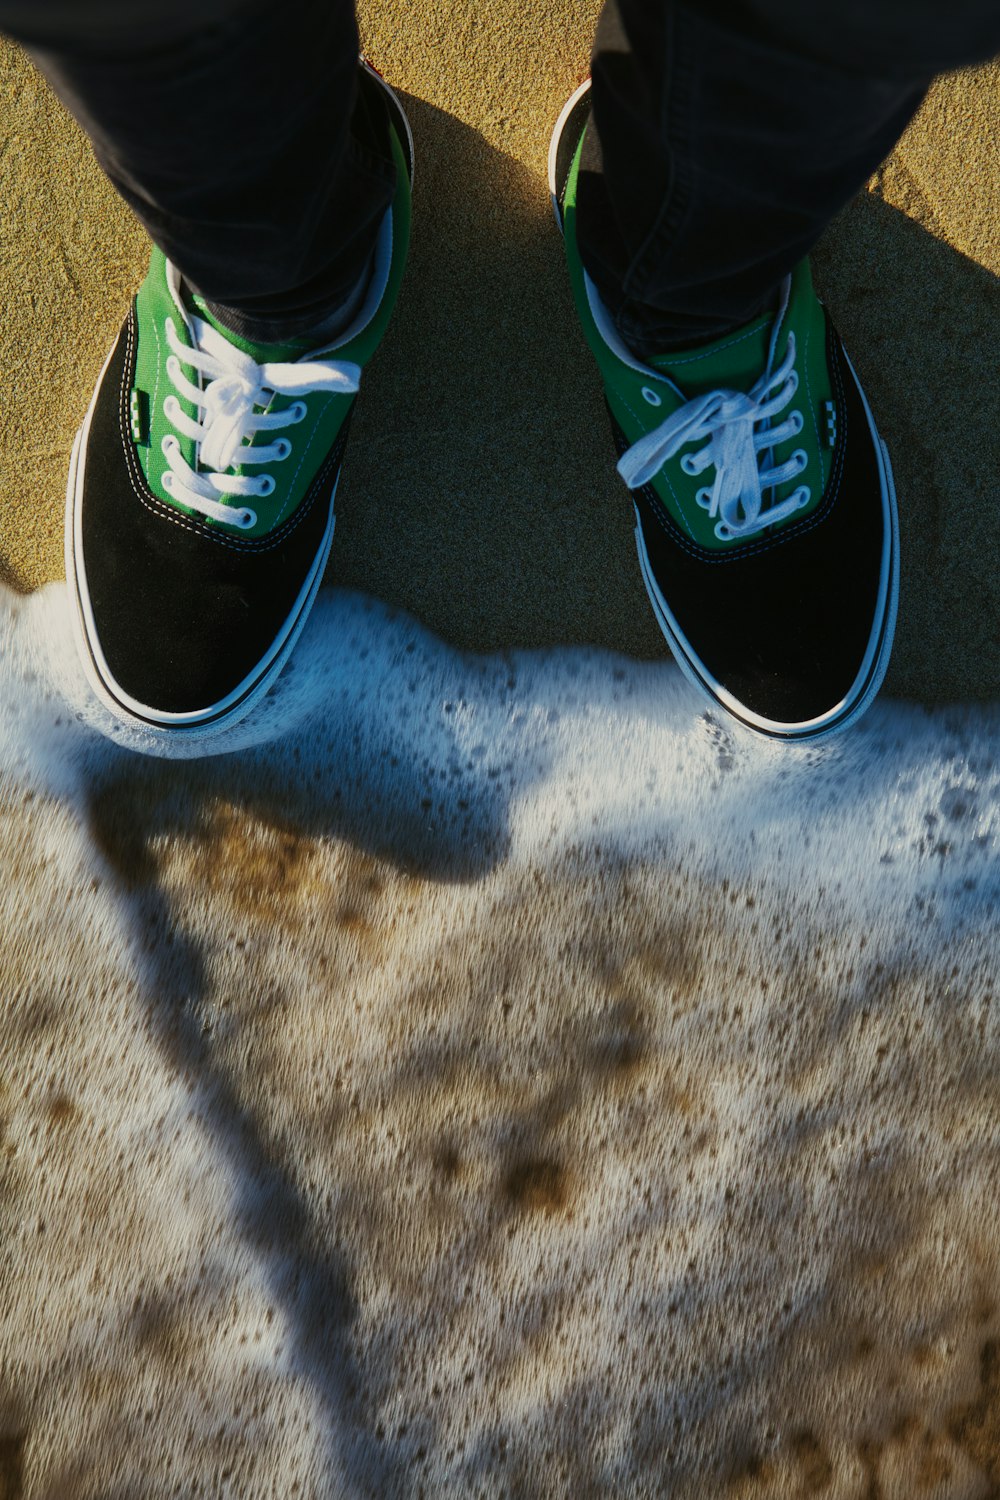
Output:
(649, 309), (775, 397)
(187, 291), (311, 363)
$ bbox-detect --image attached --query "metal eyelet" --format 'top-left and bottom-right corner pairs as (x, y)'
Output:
(257, 475), (276, 497)
(681, 453), (699, 476)
(274, 438), (292, 460)
(641, 386), (662, 407)
(792, 448), (808, 474)
(237, 509), (257, 529)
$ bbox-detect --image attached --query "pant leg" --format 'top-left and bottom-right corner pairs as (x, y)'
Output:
(0, 0), (249, 47)
(3, 0), (395, 341)
(578, 0), (1000, 357)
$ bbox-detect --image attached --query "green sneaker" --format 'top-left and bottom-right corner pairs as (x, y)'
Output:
(66, 61), (412, 737)
(550, 80), (899, 742)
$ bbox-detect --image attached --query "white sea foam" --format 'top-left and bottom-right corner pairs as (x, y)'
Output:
(4, 580), (998, 916)
(2, 580), (999, 1498)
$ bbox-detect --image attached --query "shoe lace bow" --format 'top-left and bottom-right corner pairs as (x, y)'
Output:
(159, 316), (361, 529)
(617, 333), (810, 542)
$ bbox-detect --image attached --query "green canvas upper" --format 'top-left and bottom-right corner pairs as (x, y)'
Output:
(128, 123), (411, 542)
(562, 130), (836, 554)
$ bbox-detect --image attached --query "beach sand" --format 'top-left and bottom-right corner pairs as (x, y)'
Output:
(2, 6), (999, 697)
(2, 9), (1000, 1497)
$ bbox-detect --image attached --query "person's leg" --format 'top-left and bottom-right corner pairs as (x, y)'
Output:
(6, 0), (395, 341)
(578, 0), (1000, 357)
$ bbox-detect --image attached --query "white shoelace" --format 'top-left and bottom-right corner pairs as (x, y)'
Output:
(159, 315), (361, 530)
(617, 333), (811, 542)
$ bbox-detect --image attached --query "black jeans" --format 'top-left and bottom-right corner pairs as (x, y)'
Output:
(6, 0), (1000, 349)
(583, 0), (1000, 352)
(9, 0), (394, 341)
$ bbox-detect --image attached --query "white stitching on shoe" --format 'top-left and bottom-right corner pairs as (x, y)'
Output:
(151, 305), (163, 461)
(271, 395), (329, 529)
(657, 317), (771, 370)
(800, 313), (824, 490)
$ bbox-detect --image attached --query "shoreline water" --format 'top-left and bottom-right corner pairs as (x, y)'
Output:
(2, 578), (998, 1495)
